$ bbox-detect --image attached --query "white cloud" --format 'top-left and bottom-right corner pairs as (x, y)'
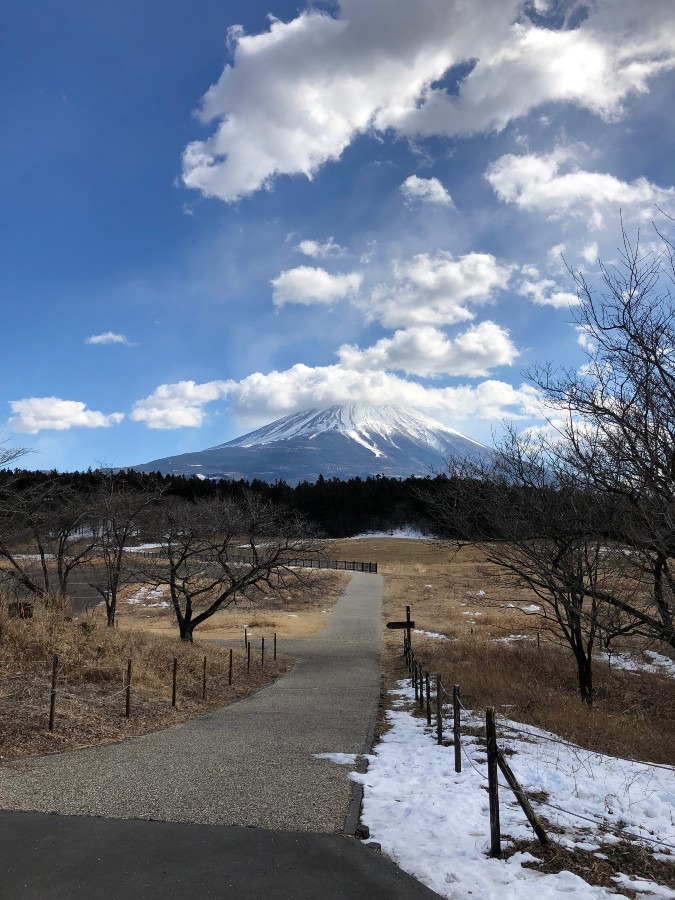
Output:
(517, 276), (579, 308)
(338, 322), (518, 377)
(130, 380), (230, 429)
(9, 398), (124, 434)
(271, 266), (362, 307)
(84, 332), (134, 346)
(182, 0), (675, 201)
(486, 148), (675, 228)
(225, 362), (541, 424)
(400, 175), (453, 206)
(295, 238), (345, 258)
(369, 251), (513, 327)
(581, 241), (598, 264)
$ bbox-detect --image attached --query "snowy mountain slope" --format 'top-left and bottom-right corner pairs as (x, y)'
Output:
(133, 403), (492, 484)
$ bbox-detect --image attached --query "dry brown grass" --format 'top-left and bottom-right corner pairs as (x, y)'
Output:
(0, 605), (293, 760)
(374, 540), (675, 765)
(117, 569), (346, 642)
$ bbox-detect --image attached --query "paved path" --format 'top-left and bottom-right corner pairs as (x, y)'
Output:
(0, 572), (382, 832)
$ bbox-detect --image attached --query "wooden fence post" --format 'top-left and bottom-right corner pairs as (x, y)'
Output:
(202, 655), (207, 701)
(486, 706), (501, 857)
(125, 658), (132, 718)
(228, 648), (233, 686)
(274, 632), (277, 661)
(48, 653), (58, 732)
(496, 750), (549, 846)
(172, 657), (178, 708)
(436, 675), (443, 744)
(425, 672), (431, 725)
(413, 660), (418, 699)
(247, 641), (251, 674)
(453, 684), (461, 773)
(418, 668), (425, 712)
(261, 637), (265, 668)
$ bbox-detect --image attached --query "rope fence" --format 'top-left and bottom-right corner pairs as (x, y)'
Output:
(401, 627), (675, 859)
(3, 634), (280, 736)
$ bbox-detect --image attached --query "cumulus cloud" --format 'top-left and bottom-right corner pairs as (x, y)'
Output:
(486, 148), (675, 228)
(369, 251), (513, 327)
(225, 362), (541, 424)
(517, 274), (579, 308)
(400, 175), (453, 206)
(130, 380), (230, 429)
(182, 0), (675, 201)
(84, 331), (134, 346)
(295, 238), (345, 258)
(9, 398), (124, 434)
(338, 322), (518, 377)
(271, 266), (362, 307)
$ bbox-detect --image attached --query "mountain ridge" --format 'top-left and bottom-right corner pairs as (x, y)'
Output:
(132, 403), (491, 484)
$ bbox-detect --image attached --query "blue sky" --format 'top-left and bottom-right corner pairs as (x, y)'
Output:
(3, 0), (675, 471)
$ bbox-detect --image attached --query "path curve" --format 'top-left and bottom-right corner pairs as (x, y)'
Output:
(0, 572), (382, 832)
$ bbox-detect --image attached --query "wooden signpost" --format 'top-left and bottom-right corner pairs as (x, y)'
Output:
(386, 606), (414, 648)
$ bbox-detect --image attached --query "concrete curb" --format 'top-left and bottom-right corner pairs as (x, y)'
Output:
(344, 675), (384, 835)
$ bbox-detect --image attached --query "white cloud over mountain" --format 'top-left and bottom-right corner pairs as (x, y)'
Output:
(182, 0), (675, 202)
(9, 398), (124, 434)
(338, 322), (518, 377)
(130, 380), (230, 429)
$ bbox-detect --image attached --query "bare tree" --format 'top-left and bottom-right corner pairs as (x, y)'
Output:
(147, 492), (321, 642)
(528, 225), (675, 654)
(88, 474), (165, 626)
(421, 428), (632, 704)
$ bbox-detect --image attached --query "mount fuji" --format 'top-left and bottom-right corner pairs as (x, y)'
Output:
(132, 403), (492, 484)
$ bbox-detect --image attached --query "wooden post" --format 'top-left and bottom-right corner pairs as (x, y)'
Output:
(436, 675), (442, 744)
(228, 648), (233, 686)
(425, 672), (431, 725)
(172, 657), (178, 708)
(48, 653), (58, 732)
(413, 660), (418, 700)
(406, 605), (412, 650)
(202, 655), (207, 701)
(453, 684), (461, 773)
(486, 706), (501, 857)
(496, 750), (549, 845)
(261, 637), (265, 668)
(125, 658), (132, 719)
(274, 632), (277, 660)
(247, 641), (251, 674)
(244, 627), (248, 647)
(418, 667), (425, 711)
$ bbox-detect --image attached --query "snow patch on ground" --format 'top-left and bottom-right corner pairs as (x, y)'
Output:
(313, 752), (358, 765)
(348, 528), (433, 540)
(602, 650), (675, 679)
(413, 629), (449, 641)
(348, 682), (675, 900)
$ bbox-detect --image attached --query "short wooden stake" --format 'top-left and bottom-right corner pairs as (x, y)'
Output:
(496, 749), (549, 845)
(202, 655), (207, 701)
(244, 627), (248, 647)
(425, 672), (431, 725)
(453, 684), (461, 773)
(48, 653), (58, 732)
(247, 641), (251, 674)
(172, 657), (178, 708)
(125, 658), (132, 718)
(228, 648), (233, 686)
(261, 637), (265, 668)
(486, 706), (501, 857)
(274, 632), (277, 660)
(435, 675), (442, 744)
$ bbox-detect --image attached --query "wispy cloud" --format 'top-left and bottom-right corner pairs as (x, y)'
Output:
(84, 331), (135, 347)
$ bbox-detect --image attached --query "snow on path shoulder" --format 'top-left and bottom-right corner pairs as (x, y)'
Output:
(349, 683), (675, 899)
